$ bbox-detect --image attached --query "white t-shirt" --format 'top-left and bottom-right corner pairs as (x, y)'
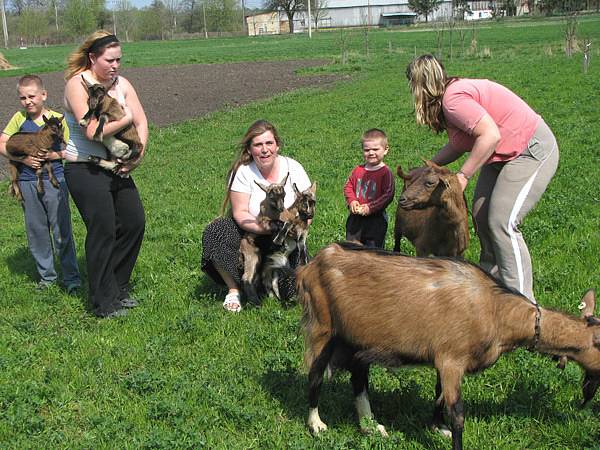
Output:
(230, 156), (311, 218)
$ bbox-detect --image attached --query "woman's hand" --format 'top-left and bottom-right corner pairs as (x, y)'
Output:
(23, 151), (46, 169)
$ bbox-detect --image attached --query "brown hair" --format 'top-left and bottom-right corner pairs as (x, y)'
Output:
(17, 74), (45, 92)
(362, 128), (388, 147)
(64, 30), (121, 80)
(220, 119), (282, 215)
(406, 54), (457, 134)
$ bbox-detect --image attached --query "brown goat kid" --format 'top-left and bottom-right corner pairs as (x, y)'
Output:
(394, 160), (469, 257)
(79, 76), (142, 173)
(6, 115), (64, 201)
(239, 173), (289, 304)
(260, 181), (317, 299)
(298, 242), (600, 450)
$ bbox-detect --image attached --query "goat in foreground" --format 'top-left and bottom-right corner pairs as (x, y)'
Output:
(6, 115), (64, 201)
(260, 181), (316, 299)
(79, 76), (142, 173)
(394, 160), (469, 257)
(239, 173), (289, 304)
(297, 242), (600, 450)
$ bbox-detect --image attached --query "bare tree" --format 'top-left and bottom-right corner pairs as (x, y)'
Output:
(264, 0), (303, 33)
(309, 0), (326, 29)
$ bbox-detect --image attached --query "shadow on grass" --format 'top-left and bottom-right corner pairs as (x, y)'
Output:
(5, 246), (38, 281)
(261, 363), (568, 446)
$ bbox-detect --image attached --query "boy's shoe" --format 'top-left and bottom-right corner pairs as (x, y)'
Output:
(36, 280), (55, 291)
(66, 283), (82, 296)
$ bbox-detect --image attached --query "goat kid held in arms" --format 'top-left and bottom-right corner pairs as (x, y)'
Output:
(394, 160), (469, 257)
(298, 242), (600, 450)
(239, 173), (288, 304)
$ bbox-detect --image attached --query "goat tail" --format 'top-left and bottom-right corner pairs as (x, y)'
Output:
(297, 264), (333, 370)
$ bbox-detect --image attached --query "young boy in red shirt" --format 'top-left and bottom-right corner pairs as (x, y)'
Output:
(343, 128), (395, 248)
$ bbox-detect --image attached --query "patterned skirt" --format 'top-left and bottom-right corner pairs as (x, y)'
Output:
(201, 216), (299, 301)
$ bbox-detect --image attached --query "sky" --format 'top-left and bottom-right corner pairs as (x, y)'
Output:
(130, 0), (264, 9)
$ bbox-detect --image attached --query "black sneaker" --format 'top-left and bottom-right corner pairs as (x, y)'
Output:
(97, 308), (128, 319)
(120, 297), (138, 308)
(66, 283), (82, 296)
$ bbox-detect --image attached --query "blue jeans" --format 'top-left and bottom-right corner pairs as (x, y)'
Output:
(19, 176), (81, 286)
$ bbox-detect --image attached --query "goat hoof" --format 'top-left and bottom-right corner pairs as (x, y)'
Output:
(432, 424), (452, 438)
(308, 421), (328, 435)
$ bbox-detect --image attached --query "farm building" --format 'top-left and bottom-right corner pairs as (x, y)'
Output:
(245, 0), (530, 34)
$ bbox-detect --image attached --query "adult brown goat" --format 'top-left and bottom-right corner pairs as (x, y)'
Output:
(297, 242), (600, 450)
(79, 76), (142, 173)
(6, 115), (63, 201)
(393, 160), (469, 257)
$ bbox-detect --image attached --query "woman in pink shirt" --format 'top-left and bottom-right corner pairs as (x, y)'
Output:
(406, 54), (559, 302)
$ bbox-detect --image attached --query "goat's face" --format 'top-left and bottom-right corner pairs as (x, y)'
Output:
(397, 161), (451, 210)
(85, 83), (108, 111)
(42, 115), (65, 144)
(255, 173), (289, 216)
(578, 289), (600, 405)
(293, 182), (317, 220)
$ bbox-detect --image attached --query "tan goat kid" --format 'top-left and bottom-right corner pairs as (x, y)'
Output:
(239, 173), (288, 304)
(394, 160), (469, 257)
(79, 76), (142, 174)
(6, 115), (64, 201)
(298, 242), (600, 450)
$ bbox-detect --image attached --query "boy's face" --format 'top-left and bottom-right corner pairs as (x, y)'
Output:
(362, 138), (389, 168)
(18, 84), (47, 119)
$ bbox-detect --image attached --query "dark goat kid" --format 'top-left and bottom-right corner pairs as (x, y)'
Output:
(6, 115), (64, 201)
(298, 242), (600, 450)
(239, 173), (289, 304)
(260, 181), (317, 299)
(394, 160), (469, 257)
(79, 76), (142, 173)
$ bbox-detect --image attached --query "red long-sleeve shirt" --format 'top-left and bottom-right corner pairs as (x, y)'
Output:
(343, 164), (395, 214)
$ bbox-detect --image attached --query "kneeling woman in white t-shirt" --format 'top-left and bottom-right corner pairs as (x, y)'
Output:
(201, 120), (312, 313)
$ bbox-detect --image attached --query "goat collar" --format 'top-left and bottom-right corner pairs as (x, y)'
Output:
(529, 301), (542, 350)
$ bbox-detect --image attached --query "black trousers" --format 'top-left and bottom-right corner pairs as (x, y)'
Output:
(65, 163), (145, 316)
(345, 212), (388, 248)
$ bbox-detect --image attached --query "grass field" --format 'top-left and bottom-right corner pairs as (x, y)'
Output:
(1, 17), (600, 449)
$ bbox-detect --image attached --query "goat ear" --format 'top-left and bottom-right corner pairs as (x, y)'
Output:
(579, 289), (597, 319)
(396, 165), (410, 180)
(280, 172), (289, 186)
(80, 74), (93, 88)
(293, 182), (300, 195)
(42, 115), (49, 124)
(254, 180), (269, 192)
(423, 159), (442, 170)
(309, 181), (317, 193)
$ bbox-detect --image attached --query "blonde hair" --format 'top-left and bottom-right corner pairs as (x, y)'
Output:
(220, 120), (282, 215)
(362, 128), (388, 147)
(17, 74), (45, 92)
(64, 30), (120, 80)
(406, 54), (456, 133)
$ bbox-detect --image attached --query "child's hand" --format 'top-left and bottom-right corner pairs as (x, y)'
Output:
(350, 201), (361, 214)
(359, 204), (370, 216)
(23, 155), (44, 169)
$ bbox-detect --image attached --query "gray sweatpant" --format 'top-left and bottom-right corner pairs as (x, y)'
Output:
(19, 176), (81, 286)
(472, 120), (559, 302)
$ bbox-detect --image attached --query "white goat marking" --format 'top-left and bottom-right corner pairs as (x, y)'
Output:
(307, 407), (328, 434)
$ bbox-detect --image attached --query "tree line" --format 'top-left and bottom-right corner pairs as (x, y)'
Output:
(0, 0), (255, 47)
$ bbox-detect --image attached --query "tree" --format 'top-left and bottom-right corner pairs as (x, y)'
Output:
(265, 0), (303, 33)
(64, 0), (96, 38)
(17, 7), (45, 44)
(309, 0), (326, 28)
(115, 0), (136, 41)
(407, 0), (441, 22)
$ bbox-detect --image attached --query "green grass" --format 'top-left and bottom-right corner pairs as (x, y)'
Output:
(1, 17), (600, 449)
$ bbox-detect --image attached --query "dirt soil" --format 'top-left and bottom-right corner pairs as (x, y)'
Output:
(0, 59), (340, 179)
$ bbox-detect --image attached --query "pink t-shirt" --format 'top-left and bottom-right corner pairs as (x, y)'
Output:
(443, 79), (541, 163)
